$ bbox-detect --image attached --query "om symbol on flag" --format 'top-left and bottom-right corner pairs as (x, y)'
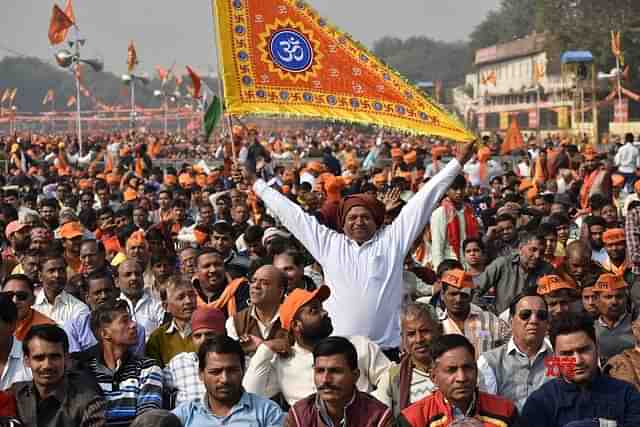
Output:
(269, 30), (314, 73)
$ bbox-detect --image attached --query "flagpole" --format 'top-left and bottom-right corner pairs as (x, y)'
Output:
(210, 0), (236, 162)
(130, 79), (135, 130)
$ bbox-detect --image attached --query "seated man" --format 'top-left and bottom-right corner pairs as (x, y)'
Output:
(397, 334), (518, 426)
(0, 294), (31, 390)
(145, 276), (196, 367)
(226, 265), (287, 356)
(602, 228), (632, 281)
(536, 275), (577, 321)
(32, 251), (89, 326)
(285, 337), (392, 427)
(373, 303), (442, 416)
(14, 324), (107, 427)
(476, 231), (554, 314)
(172, 335), (284, 426)
(439, 269), (510, 357)
(116, 259), (165, 339)
(64, 271), (145, 355)
(164, 306), (227, 406)
(243, 286), (391, 406)
(2, 274), (54, 341)
(592, 273), (634, 363)
(478, 288), (553, 410)
(74, 300), (163, 426)
(522, 313), (640, 426)
(193, 248), (249, 317)
(606, 318), (640, 391)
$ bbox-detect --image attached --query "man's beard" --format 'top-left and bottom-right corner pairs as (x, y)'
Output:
(301, 318), (333, 342)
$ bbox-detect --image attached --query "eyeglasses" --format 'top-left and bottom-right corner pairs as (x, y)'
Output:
(1, 290), (30, 302)
(518, 309), (549, 322)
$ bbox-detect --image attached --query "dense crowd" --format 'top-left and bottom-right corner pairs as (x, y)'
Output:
(0, 126), (640, 426)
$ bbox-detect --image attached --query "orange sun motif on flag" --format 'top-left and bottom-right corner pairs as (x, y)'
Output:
(257, 19), (323, 83)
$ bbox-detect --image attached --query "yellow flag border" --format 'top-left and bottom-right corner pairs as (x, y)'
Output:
(212, 0), (475, 141)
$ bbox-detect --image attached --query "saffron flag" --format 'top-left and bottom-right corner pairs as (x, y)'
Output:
(186, 66), (202, 99)
(127, 41), (138, 73)
(501, 117), (525, 155)
(211, 0), (473, 141)
(48, 4), (74, 45)
(611, 31), (622, 59)
(67, 95), (77, 107)
(9, 88), (17, 103)
(156, 66), (169, 85)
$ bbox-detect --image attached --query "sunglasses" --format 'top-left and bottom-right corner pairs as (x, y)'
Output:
(518, 309), (549, 322)
(1, 290), (30, 302)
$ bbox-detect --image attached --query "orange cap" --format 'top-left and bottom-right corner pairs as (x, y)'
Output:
(78, 179), (93, 191)
(127, 230), (147, 248)
(59, 221), (83, 239)
(123, 189), (138, 202)
(603, 228), (625, 245)
(403, 151), (417, 165)
(612, 174), (625, 188)
(634, 180), (640, 194)
(106, 173), (121, 185)
(441, 269), (475, 290)
(103, 235), (121, 254)
(593, 273), (627, 292)
(279, 285), (331, 331)
(537, 275), (575, 295)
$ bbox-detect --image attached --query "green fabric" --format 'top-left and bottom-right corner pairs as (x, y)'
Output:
(203, 95), (222, 141)
(145, 322), (196, 368)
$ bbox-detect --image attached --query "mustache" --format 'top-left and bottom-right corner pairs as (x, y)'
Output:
(318, 385), (340, 391)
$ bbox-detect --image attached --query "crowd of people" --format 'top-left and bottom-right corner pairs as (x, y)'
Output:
(1, 125), (640, 426)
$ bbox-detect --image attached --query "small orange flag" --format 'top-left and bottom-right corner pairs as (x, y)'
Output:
(185, 66), (201, 99)
(0, 89), (10, 104)
(156, 66), (168, 84)
(501, 117), (525, 155)
(127, 41), (138, 73)
(67, 95), (77, 107)
(9, 88), (17, 103)
(48, 4), (74, 45)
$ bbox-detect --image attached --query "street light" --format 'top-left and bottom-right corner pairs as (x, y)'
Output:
(154, 89), (170, 135)
(54, 43), (103, 154)
(121, 73), (149, 129)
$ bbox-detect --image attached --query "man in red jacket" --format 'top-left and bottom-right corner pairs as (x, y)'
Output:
(397, 334), (518, 426)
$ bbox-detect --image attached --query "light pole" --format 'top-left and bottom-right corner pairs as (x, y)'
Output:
(54, 40), (103, 154)
(153, 89), (171, 136)
(121, 73), (149, 130)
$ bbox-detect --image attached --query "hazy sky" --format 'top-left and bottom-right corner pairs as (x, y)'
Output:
(2, 0), (500, 76)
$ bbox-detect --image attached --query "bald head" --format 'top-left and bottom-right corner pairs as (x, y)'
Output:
(566, 241), (590, 262)
(117, 259), (144, 300)
(249, 265), (286, 307)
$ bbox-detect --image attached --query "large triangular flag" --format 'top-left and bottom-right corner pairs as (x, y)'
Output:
(0, 89), (10, 104)
(501, 118), (525, 155)
(212, 0), (473, 140)
(48, 4), (74, 45)
(204, 95), (223, 141)
(186, 66), (202, 99)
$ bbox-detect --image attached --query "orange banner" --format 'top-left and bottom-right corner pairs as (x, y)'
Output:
(212, 0), (473, 140)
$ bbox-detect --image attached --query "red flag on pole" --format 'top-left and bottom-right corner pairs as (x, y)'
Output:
(185, 66), (201, 99)
(48, 4), (74, 45)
